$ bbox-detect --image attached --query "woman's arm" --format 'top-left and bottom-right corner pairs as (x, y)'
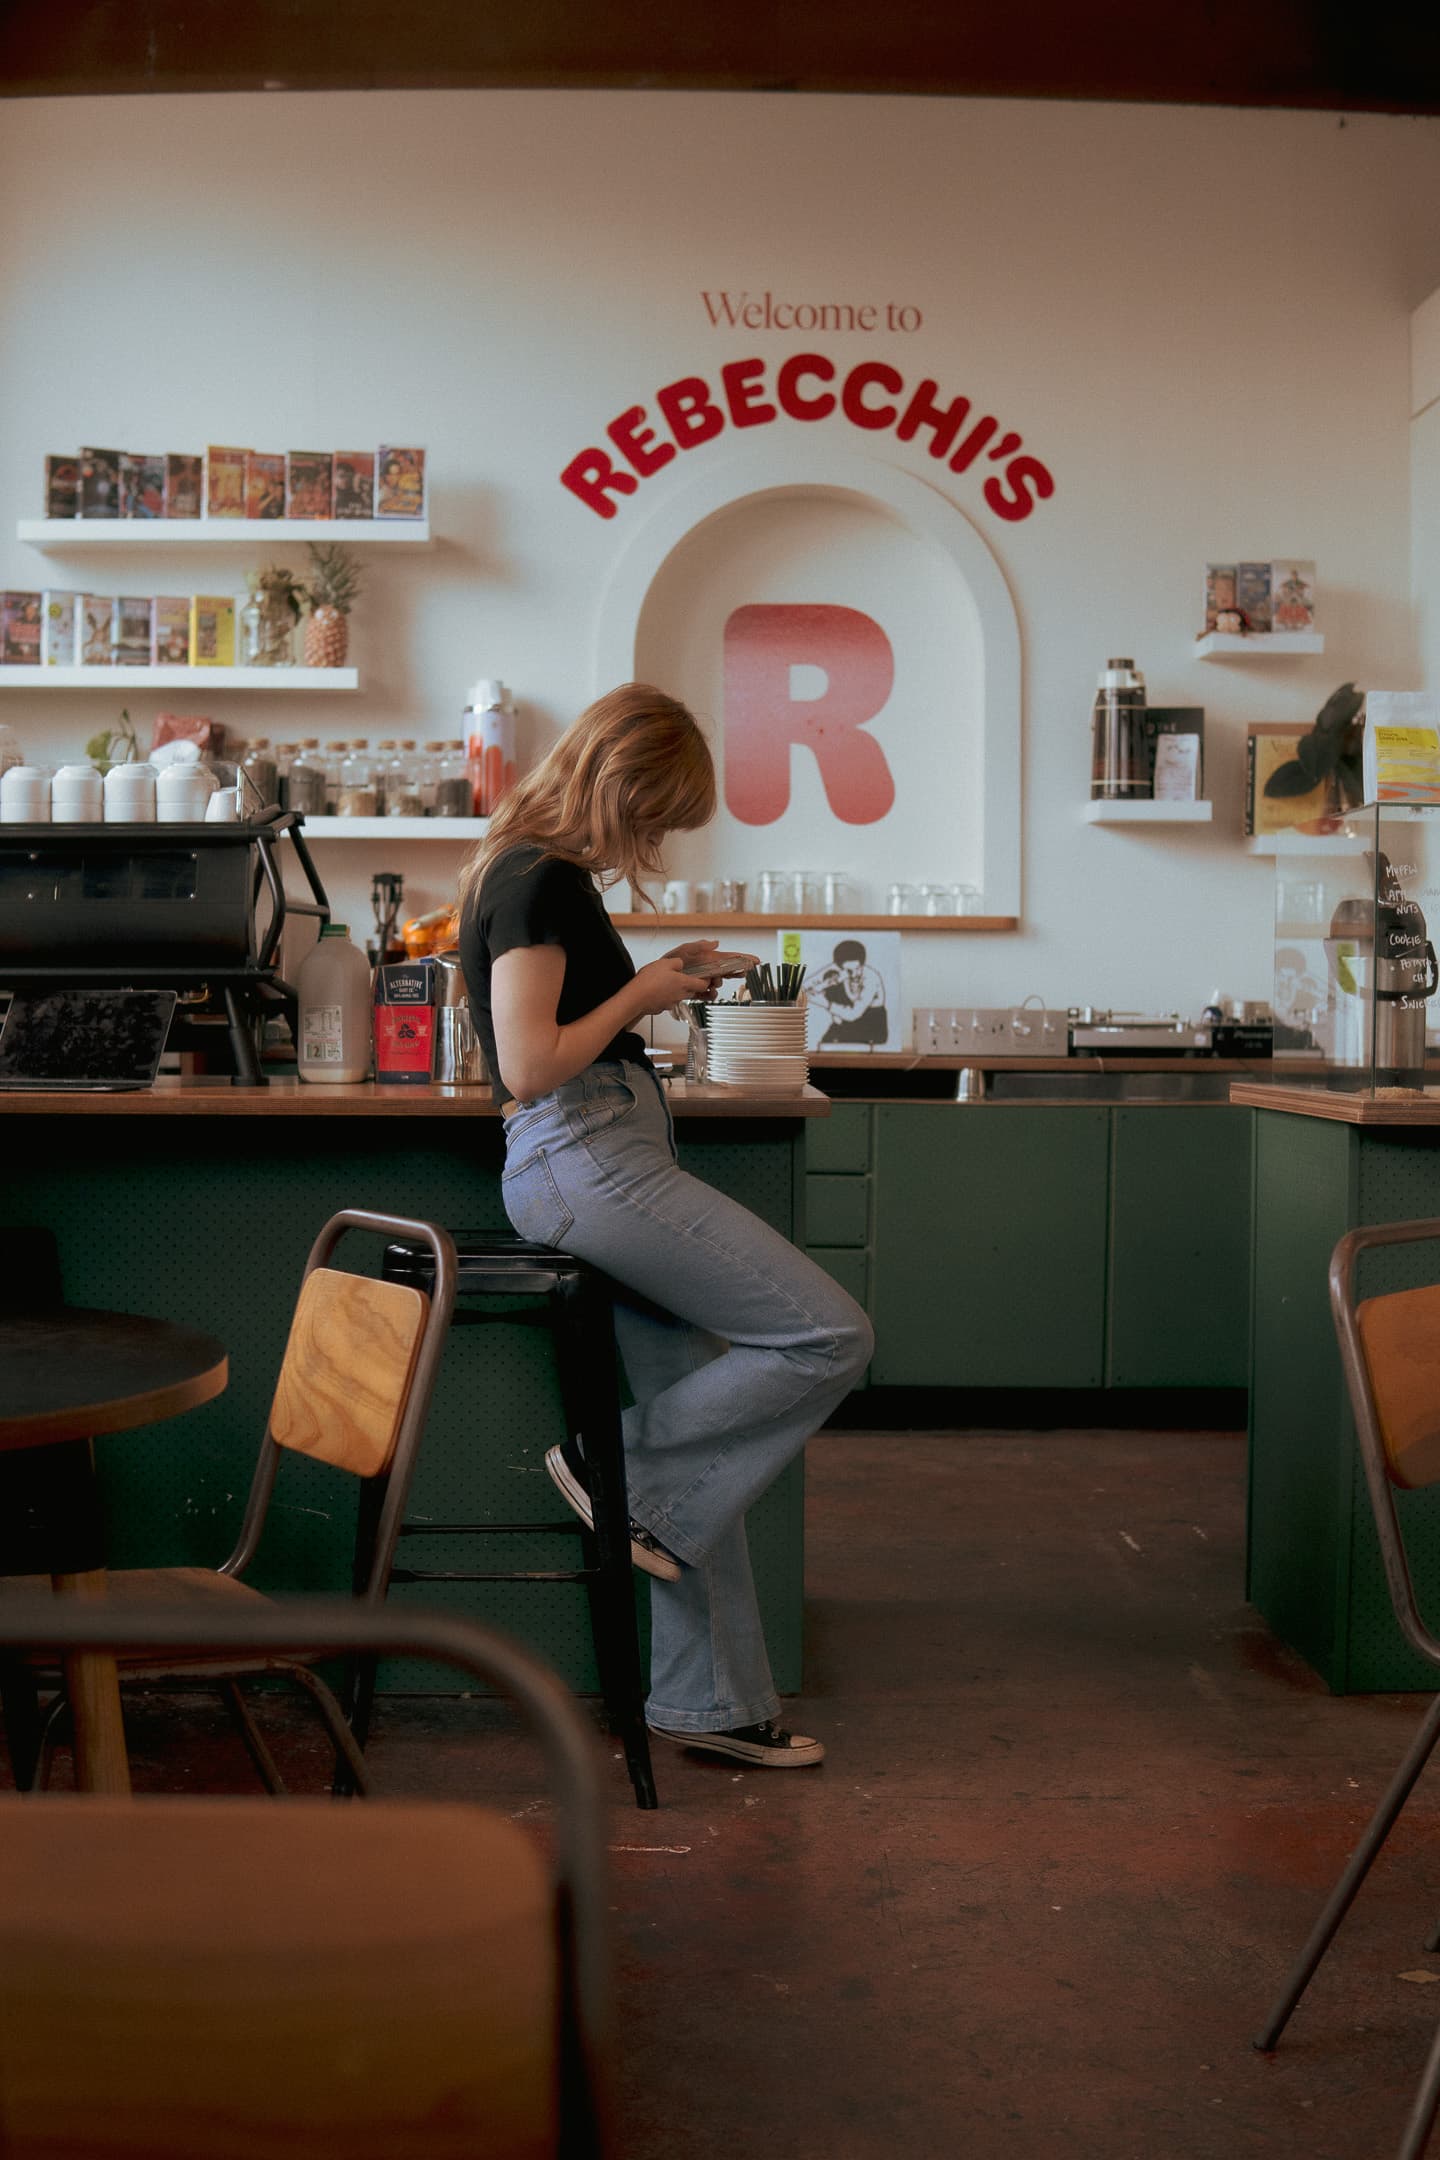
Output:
(491, 943), (718, 1101)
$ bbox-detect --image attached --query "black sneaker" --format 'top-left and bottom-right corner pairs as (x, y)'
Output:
(545, 1439), (682, 1582)
(647, 1717), (825, 1768)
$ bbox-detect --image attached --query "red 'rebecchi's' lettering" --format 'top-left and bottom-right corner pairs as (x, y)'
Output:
(558, 448), (640, 520)
(896, 380), (971, 461)
(983, 455), (1056, 522)
(722, 603), (896, 827)
(721, 358), (779, 429)
(607, 406), (677, 480)
(841, 362), (903, 431)
(656, 376), (726, 449)
(776, 353), (837, 422)
(560, 354), (1053, 524)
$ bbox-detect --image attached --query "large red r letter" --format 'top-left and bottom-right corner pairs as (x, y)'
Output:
(723, 604), (896, 826)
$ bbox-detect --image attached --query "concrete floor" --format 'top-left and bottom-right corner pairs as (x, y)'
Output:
(16, 1426), (1440, 2157)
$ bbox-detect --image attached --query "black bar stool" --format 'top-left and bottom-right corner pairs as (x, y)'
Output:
(376, 1232), (657, 1809)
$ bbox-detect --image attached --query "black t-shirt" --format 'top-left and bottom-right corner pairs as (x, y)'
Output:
(459, 842), (646, 1101)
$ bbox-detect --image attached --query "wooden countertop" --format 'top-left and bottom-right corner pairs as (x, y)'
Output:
(1230, 1082), (1440, 1126)
(0, 1077), (829, 1119)
(810, 1053), (1270, 1074)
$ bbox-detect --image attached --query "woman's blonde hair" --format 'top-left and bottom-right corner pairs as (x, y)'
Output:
(457, 683), (716, 918)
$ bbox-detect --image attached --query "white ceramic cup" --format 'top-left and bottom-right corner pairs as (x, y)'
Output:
(156, 764), (217, 822)
(205, 785), (240, 822)
(0, 765), (51, 822)
(51, 763), (104, 822)
(103, 760), (158, 822)
(663, 881), (692, 912)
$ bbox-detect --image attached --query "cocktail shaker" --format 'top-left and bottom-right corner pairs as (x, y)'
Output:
(432, 951), (488, 1084)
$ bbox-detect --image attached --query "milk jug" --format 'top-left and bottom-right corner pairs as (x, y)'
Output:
(297, 922), (373, 1083)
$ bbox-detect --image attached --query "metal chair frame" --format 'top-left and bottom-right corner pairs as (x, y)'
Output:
(15, 1209), (457, 1798)
(1254, 1216), (1440, 2159)
(0, 1593), (610, 2159)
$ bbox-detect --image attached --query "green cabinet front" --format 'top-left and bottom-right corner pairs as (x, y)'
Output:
(1106, 1108), (1253, 1386)
(870, 1107), (1111, 1386)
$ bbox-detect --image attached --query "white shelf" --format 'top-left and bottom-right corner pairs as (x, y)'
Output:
(1245, 829), (1366, 855)
(17, 518), (430, 547)
(1083, 799), (1213, 823)
(1195, 631), (1324, 659)
(0, 665), (358, 691)
(299, 816), (488, 840)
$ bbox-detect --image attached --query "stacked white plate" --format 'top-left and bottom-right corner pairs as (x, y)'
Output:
(705, 1003), (809, 1095)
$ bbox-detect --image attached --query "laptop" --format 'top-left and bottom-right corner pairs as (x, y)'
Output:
(0, 989), (177, 1092)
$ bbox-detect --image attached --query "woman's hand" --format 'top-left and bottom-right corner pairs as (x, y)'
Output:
(632, 954), (720, 1016)
(661, 938), (721, 971)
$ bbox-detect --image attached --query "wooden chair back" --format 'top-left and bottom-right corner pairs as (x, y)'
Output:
(269, 1267), (430, 1478)
(1356, 1283), (1440, 1489)
(0, 1799), (557, 2160)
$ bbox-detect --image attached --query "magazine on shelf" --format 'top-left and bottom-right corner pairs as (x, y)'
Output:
(78, 594), (111, 666)
(1235, 562), (1273, 634)
(152, 596), (191, 665)
(1361, 692), (1440, 805)
(376, 446), (425, 519)
(189, 595), (236, 667)
(78, 448), (122, 519)
(163, 454), (203, 518)
(41, 591), (75, 665)
(44, 456), (78, 519)
(1271, 560), (1317, 633)
(205, 446), (249, 519)
(0, 593), (42, 666)
(285, 451), (333, 519)
(332, 451), (376, 518)
(245, 452), (286, 520)
(120, 453), (165, 519)
(110, 596), (154, 667)
(1244, 722), (1330, 836)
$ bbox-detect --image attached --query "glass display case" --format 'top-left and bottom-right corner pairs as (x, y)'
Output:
(1272, 804), (1440, 1093)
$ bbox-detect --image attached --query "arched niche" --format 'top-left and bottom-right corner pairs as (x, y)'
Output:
(593, 444), (1021, 918)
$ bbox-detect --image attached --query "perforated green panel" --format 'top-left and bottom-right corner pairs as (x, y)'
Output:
(0, 1112), (805, 1694)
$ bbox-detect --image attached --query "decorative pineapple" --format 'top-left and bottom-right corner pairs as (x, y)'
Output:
(303, 542), (363, 668)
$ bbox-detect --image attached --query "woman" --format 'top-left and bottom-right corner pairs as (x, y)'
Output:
(458, 683), (873, 1768)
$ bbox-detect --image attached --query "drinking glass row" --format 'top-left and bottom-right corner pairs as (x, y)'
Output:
(660, 874), (982, 915)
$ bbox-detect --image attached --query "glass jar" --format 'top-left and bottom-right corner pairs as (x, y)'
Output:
(385, 743), (425, 819)
(338, 746), (379, 818)
(420, 740), (446, 814)
(239, 737), (278, 816)
(322, 740), (349, 815)
(434, 747), (473, 818)
(285, 744), (327, 817)
(238, 586), (298, 668)
(273, 742), (298, 809)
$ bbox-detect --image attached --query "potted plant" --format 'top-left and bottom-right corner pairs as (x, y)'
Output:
(1261, 681), (1366, 827)
(85, 707), (139, 775)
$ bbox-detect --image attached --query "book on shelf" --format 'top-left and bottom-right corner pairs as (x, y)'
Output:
(285, 451), (333, 519)
(189, 595), (236, 667)
(41, 590), (75, 666)
(152, 596), (191, 665)
(376, 445), (425, 519)
(205, 446), (249, 519)
(1245, 721), (1331, 836)
(44, 456), (78, 519)
(1361, 692), (1440, 805)
(120, 453), (165, 519)
(1146, 708), (1204, 800)
(78, 448), (122, 519)
(245, 451), (286, 520)
(1235, 562), (1272, 634)
(110, 596), (155, 667)
(77, 594), (111, 666)
(1271, 559), (1317, 633)
(1204, 563), (1236, 633)
(163, 454), (203, 519)
(0, 593), (42, 666)
(332, 451), (376, 518)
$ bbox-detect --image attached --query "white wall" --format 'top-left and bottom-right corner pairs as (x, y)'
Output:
(3, 91), (1439, 1039)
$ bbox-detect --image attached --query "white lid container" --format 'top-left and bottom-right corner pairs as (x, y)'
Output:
(103, 760), (157, 821)
(0, 765), (50, 822)
(50, 763), (104, 822)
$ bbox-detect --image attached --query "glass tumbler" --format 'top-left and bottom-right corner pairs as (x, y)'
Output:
(821, 873), (848, 915)
(887, 883), (916, 915)
(714, 878), (746, 913)
(789, 872), (817, 914)
(757, 871), (787, 914)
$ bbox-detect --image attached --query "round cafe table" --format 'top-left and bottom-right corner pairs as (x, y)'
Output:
(0, 1308), (228, 1793)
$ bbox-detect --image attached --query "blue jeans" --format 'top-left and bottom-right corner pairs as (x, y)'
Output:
(499, 1059), (874, 1732)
